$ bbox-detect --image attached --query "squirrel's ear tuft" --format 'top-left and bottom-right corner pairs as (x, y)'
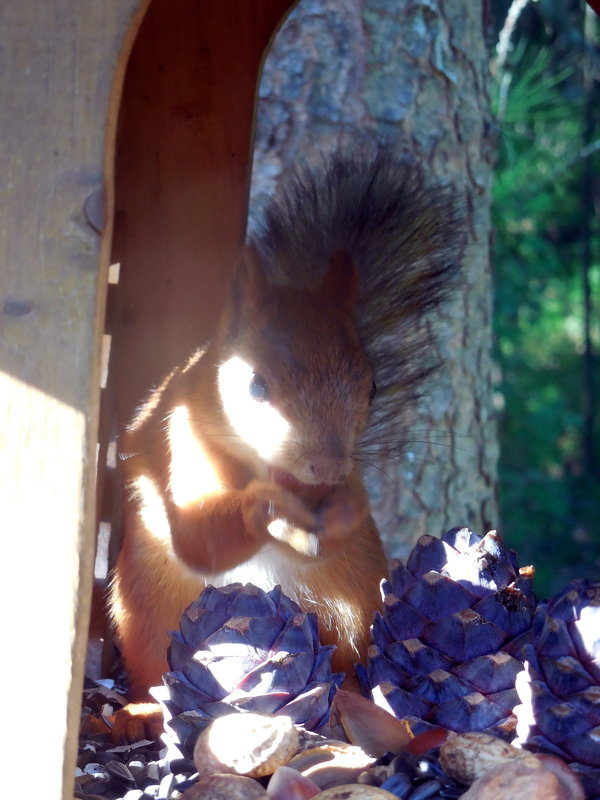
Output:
(321, 250), (359, 314)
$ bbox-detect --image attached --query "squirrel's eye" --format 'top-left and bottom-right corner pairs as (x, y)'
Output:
(249, 373), (269, 402)
(369, 380), (377, 402)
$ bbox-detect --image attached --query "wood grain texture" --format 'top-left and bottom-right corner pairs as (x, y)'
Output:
(0, 0), (293, 797)
(0, 3), (148, 797)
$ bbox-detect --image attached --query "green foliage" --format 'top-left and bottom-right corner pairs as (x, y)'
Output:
(491, 3), (600, 598)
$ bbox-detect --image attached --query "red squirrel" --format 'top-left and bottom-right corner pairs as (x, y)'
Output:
(109, 152), (462, 738)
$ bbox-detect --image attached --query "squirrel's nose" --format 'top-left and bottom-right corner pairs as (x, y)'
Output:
(308, 453), (351, 485)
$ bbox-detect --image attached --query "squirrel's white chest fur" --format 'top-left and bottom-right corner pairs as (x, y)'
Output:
(207, 544), (313, 608)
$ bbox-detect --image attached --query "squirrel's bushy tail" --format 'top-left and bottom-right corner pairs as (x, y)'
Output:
(250, 150), (465, 457)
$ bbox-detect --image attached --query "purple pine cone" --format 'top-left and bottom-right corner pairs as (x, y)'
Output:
(358, 528), (536, 739)
(514, 578), (600, 798)
(160, 582), (344, 755)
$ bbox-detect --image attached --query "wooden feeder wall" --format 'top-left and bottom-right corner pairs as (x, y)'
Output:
(1, 1), (294, 797)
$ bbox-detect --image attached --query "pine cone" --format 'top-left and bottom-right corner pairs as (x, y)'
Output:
(514, 578), (600, 797)
(357, 527), (536, 738)
(160, 583), (344, 755)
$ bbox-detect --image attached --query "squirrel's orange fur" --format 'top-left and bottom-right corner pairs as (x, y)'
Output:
(108, 153), (463, 743)
(110, 245), (389, 704)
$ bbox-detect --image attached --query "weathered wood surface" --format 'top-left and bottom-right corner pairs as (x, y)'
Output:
(0, 1), (293, 797)
(1, 4), (147, 798)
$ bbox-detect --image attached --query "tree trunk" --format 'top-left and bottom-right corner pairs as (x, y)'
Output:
(250, 0), (498, 557)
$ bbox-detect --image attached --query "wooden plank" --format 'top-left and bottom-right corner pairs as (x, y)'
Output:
(1, 1), (295, 797)
(0, 2), (147, 798)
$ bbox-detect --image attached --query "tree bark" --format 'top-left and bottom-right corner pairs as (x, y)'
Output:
(250, 0), (498, 557)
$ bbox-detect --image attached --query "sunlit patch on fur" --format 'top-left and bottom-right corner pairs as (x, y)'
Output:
(304, 592), (362, 657)
(133, 475), (172, 543)
(333, 597), (362, 656)
(128, 370), (175, 433)
(211, 547), (298, 596)
(168, 404), (222, 506)
(218, 356), (290, 460)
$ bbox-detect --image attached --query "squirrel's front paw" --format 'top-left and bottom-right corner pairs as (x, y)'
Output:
(314, 482), (369, 543)
(241, 480), (317, 544)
